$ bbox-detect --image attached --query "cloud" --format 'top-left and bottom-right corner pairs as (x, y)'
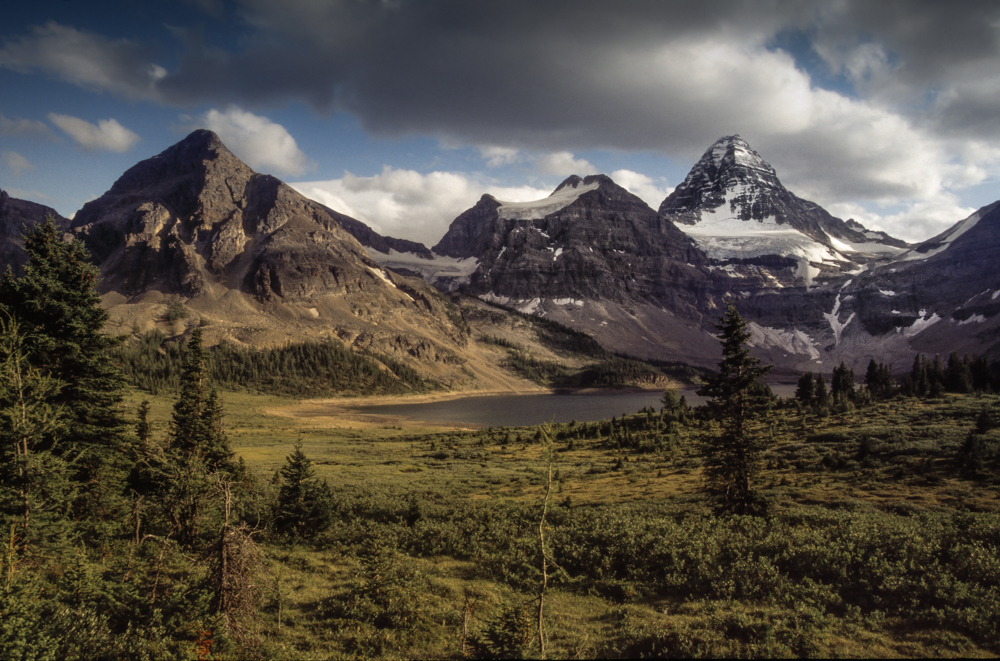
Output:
(610, 170), (673, 209)
(1, 151), (35, 177)
(0, 115), (58, 141)
(478, 145), (521, 168)
(826, 195), (977, 245)
(198, 107), (314, 176)
(47, 114), (140, 152)
(291, 167), (552, 246)
(536, 152), (595, 177)
(6, 3), (1000, 242)
(0, 22), (165, 101)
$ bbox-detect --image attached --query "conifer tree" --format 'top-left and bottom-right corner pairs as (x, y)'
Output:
(831, 362), (856, 403)
(814, 373), (829, 406)
(0, 218), (129, 535)
(0, 315), (71, 554)
(795, 371), (815, 405)
(275, 443), (331, 540)
(0, 218), (128, 462)
(697, 302), (772, 515)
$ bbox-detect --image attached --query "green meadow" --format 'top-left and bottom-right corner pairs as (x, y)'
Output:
(119, 388), (1000, 659)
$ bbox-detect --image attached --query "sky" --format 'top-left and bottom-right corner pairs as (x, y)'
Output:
(1, 0), (999, 247)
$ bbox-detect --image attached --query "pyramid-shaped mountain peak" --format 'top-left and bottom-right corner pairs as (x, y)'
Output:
(659, 135), (784, 217)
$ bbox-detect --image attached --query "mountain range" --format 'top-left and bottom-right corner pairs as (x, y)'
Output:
(2, 130), (998, 384)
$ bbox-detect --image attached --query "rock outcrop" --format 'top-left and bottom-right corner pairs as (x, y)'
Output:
(0, 189), (69, 275)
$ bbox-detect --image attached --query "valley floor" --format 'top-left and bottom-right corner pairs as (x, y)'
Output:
(119, 389), (1000, 658)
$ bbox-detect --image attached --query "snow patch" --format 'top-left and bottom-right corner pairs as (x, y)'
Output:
(496, 180), (600, 220)
(552, 298), (584, 307)
(823, 294), (855, 346)
(903, 313), (942, 337)
(878, 289), (896, 297)
(994, 290), (1000, 300)
(900, 209), (983, 261)
(959, 314), (987, 325)
(366, 248), (480, 286)
(748, 322), (820, 360)
(366, 266), (414, 301)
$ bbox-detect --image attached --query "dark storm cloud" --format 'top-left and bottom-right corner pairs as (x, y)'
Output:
(3, 0), (998, 234)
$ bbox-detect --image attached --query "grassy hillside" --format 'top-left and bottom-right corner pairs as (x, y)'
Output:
(120, 389), (1000, 658)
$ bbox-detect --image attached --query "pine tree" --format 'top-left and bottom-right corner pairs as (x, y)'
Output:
(814, 373), (829, 406)
(0, 218), (129, 536)
(795, 371), (815, 405)
(831, 362), (856, 403)
(0, 314), (72, 555)
(0, 218), (128, 461)
(275, 443), (331, 540)
(697, 302), (772, 515)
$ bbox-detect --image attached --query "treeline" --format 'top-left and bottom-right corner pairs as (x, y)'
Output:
(115, 331), (435, 397)
(795, 353), (1000, 410)
(900, 352), (1000, 397)
(479, 334), (669, 389)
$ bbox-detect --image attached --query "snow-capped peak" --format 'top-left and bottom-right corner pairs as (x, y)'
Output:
(496, 176), (601, 221)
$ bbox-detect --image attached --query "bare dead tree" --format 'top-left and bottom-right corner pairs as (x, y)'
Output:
(208, 476), (263, 647)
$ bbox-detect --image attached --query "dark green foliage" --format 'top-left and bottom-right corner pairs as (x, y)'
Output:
(697, 303), (773, 515)
(115, 331), (434, 397)
(795, 371), (815, 405)
(946, 352), (974, 393)
(0, 218), (130, 524)
(472, 601), (533, 659)
(831, 362), (856, 403)
(863, 359), (896, 400)
(814, 373), (829, 407)
(274, 443), (332, 540)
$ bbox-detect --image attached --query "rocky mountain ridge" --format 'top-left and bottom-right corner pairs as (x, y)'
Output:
(4, 131), (998, 379)
(45, 130), (556, 391)
(0, 188), (69, 275)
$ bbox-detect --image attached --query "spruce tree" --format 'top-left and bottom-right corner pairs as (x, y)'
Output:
(275, 443), (331, 540)
(831, 362), (856, 403)
(697, 302), (772, 515)
(0, 218), (128, 460)
(0, 315), (72, 554)
(795, 371), (815, 405)
(814, 373), (829, 406)
(0, 218), (129, 534)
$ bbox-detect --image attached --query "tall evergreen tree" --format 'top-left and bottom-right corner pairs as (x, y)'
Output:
(831, 362), (856, 403)
(697, 302), (772, 515)
(814, 373), (829, 406)
(0, 218), (129, 535)
(795, 371), (815, 405)
(0, 218), (128, 462)
(0, 315), (72, 554)
(275, 443), (331, 540)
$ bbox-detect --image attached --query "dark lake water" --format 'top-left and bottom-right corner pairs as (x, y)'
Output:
(350, 385), (795, 428)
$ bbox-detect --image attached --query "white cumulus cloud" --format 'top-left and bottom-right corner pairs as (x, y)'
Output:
(292, 167), (552, 246)
(536, 151), (595, 177)
(1, 151), (35, 177)
(47, 114), (140, 152)
(199, 107), (314, 176)
(610, 169), (673, 209)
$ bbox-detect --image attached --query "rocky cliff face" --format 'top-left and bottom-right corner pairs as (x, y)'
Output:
(422, 136), (999, 373)
(67, 130), (486, 382)
(426, 174), (749, 363)
(0, 189), (69, 274)
(435, 174), (707, 307)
